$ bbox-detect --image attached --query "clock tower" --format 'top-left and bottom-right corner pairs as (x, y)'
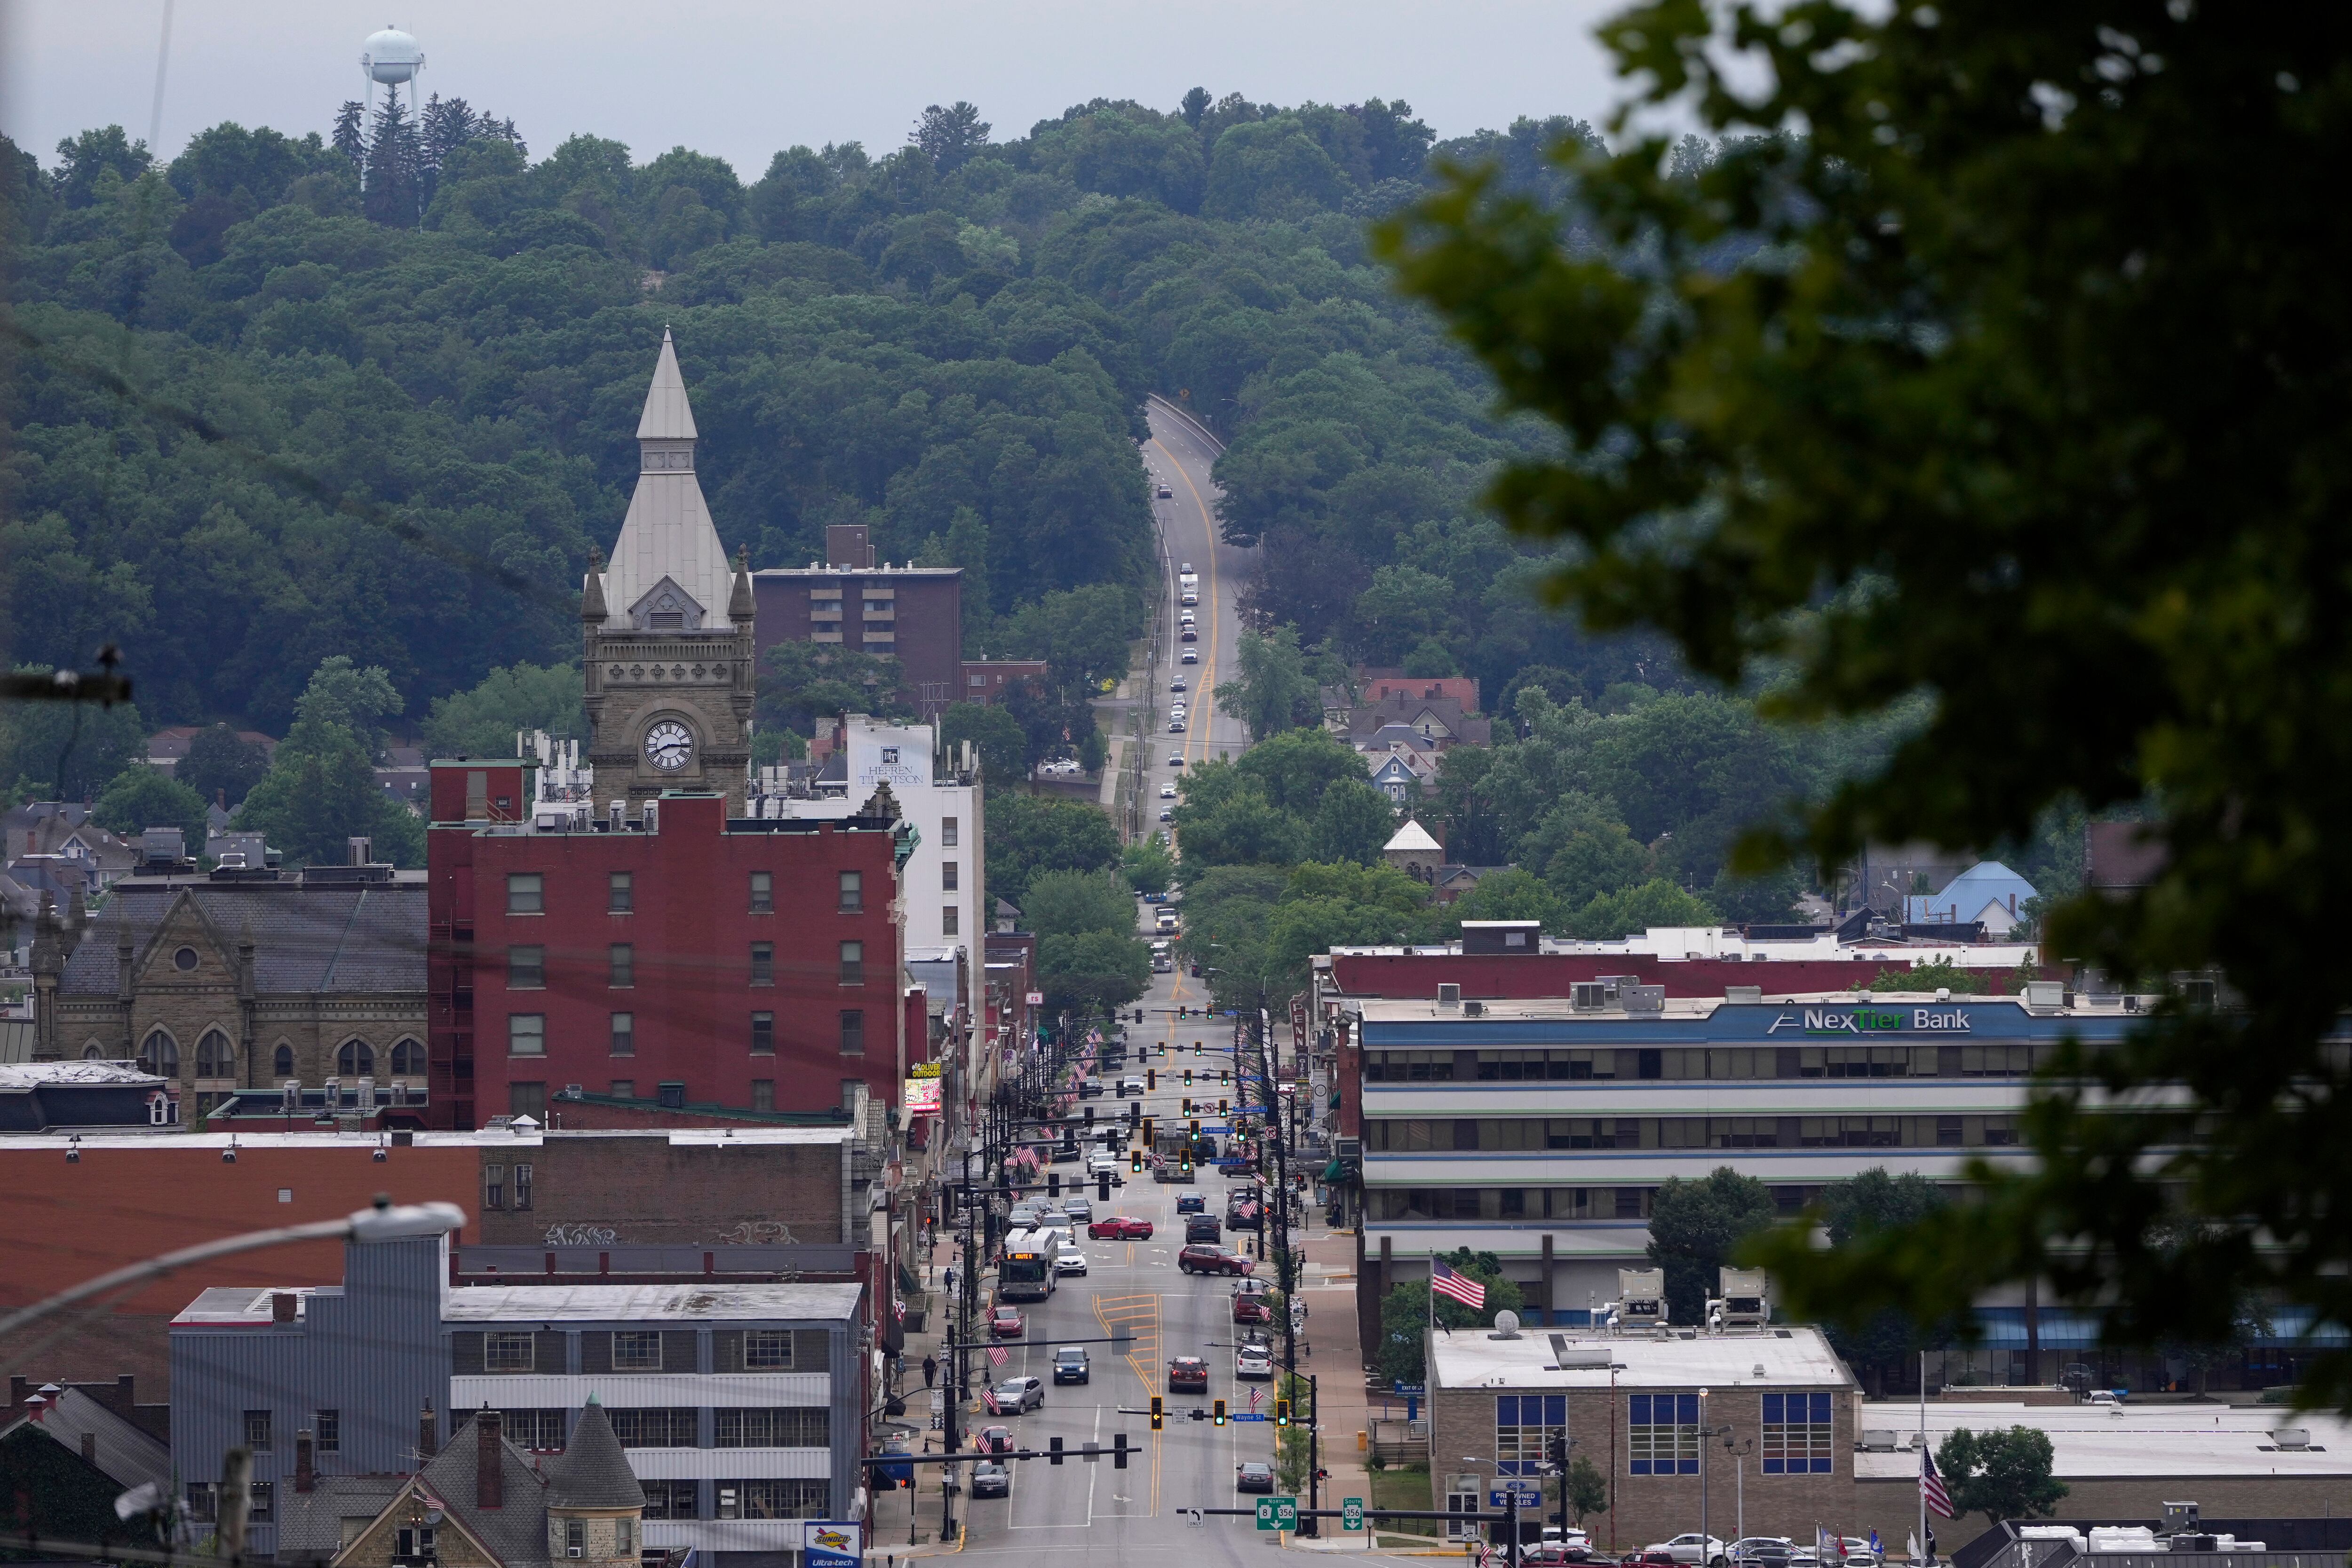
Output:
(582, 330), (756, 818)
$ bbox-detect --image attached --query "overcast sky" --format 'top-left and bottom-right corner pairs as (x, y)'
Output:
(1, 0), (1639, 175)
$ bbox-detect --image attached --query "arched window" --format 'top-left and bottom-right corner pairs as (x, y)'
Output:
(82, 1042), (104, 1061)
(138, 1029), (179, 1078)
(196, 1029), (234, 1078)
(391, 1038), (424, 1076)
(273, 1043), (294, 1079)
(338, 1039), (374, 1078)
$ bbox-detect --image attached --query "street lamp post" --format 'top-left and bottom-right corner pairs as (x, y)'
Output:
(1724, 1434), (1753, 1541)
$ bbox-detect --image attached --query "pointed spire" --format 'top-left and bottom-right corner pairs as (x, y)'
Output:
(583, 545), (609, 622)
(730, 543), (754, 622)
(636, 328), (698, 442)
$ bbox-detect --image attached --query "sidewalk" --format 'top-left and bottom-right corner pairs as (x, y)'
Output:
(865, 1230), (981, 1557)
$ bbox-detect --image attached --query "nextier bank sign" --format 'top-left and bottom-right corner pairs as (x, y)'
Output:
(1360, 999), (2132, 1048)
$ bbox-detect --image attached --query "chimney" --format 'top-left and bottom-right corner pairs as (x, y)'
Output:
(295, 1428), (315, 1492)
(476, 1409), (503, 1509)
(418, 1399), (437, 1460)
(271, 1292), (297, 1324)
(81, 1431), (97, 1466)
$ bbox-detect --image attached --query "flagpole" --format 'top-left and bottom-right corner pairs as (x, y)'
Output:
(1917, 1350), (1928, 1566)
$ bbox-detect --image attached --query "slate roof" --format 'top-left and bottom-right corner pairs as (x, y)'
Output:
(548, 1402), (644, 1511)
(0, 1388), (171, 1493)
(1384, 820), (1443, 854)
(57, 883), (425, 996)
(599, 330), (736, 634)
(418, 1413), (553, 1568)
(275, 1474), (409, 1564)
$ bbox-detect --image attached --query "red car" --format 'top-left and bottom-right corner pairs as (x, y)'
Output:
(1089, 1215), (1154, 1240)
(1232, 1294), (1272, 1324)
(1178, 1243), (1255, 1276)
(975, 1425), (1015, 1454)
(991, 1306), (1024, 1338)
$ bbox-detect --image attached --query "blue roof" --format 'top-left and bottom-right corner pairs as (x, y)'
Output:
(1906, 860), (2038, 926)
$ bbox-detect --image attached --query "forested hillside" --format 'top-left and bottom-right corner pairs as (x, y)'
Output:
(0, 92), (1645, 744)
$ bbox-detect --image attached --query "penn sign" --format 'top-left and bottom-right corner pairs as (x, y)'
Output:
(1766, 1007), (1975, 1035)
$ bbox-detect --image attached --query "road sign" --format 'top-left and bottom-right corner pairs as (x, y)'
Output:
(1229, 1412), (1271, 1422)
(1489, 1489), (1542, 1509)
(1342, 1497), (1365, 1533)
(1255, 1497), (1299, 1531)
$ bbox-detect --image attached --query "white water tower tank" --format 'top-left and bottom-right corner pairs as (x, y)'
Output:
(361, 27), (425, 86)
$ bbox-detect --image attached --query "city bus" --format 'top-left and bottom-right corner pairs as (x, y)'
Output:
(998, 1227), (1064, 1302)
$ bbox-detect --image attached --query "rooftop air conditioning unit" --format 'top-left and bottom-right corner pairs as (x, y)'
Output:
(1463, 999), (1484, 1017)
(1716, 1267), (1771, 1326)
(1437, 982), (1462, 1009)
(1617, 1268), (1667, 1325)
(1622, 985), (1667, 1014)
(1859, 1430), (1898, 1453)
(1572, 982), (1619, 1012)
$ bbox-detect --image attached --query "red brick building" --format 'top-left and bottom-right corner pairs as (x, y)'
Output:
(425, 765), (914, 1129)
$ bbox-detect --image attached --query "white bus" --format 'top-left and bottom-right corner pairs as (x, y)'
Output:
(999, 1226), (1065, 1302)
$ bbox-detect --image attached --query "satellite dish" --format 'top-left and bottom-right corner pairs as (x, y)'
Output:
(360, 27), (425, 86)
(424, 1510), (444, 1526)
(1493, 1309), (1522, 1338)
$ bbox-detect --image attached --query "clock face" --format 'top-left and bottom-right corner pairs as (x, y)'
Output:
(644, 720), (694, 772)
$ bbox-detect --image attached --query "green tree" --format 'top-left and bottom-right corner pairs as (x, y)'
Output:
(0, 681), (146, 801)
(91, 766), (208, 848)
(1308, 779), (1398, 867)
(759, 642), (906, 736)
(939, 702), (1027, 789)
(1120, 838), (1175, 897)
(1170, 787), (1307, 869)
(1377, 0), (2352, 1400)
(1708, 863), (1805, 926)
(985, 792), (1120, 907)
(1438, 868), (1571, 935)
(235, 715), (425, 868)
(1373, 1251), (1523, 1386)
(1022, 868), (1135, 938)
(1237, 727), (1367, 816)
(1036, 929), (1151, 1014)
(175, 723), (269, 808)
(1935, 1426), (2067, 1531)
(293, 656), (405, 760)
(1565, 878), (1717, 941)
(1560, 1454), (1607, 1528)
(1816, 1171), (1956, 1394)
(1646, 1167), (1776, 1326)
(1216, 626), (1317, 741)
(421, 662), (585, 759)
(1519, 792), (1647, 906)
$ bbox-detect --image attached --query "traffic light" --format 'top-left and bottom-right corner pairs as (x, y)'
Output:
(1098, 1174), (1111, 1201)
(1147, 1069), (1157, 1090)
(1149, 1396), (1165, 1432)
(1134, 1009), (1144, 1023)
(1184, 1068), (1194, 1086)
(1141, 1117), (1154, 1144)
(1114, 1432), (1130, 1470)
(1194, 1041), (1204, 1055)
(1189, 1118), (1200, 1137)
(1048, 1171), (1061, 1196)
(1176, 1005), (1187, 1018)
(1130, 1151), (1144, 1174)
(1546, 1433), (1567, 1468)
(1275, 1397), (1292, 1428)
(1221, 1069), (1231, 1084)
(1128, 1101), (1141, 1126)
(1219, 1099), (1229, 1117)
(1050, 1435), (1066, 1466)
(1212, 1398), (1227, 1426)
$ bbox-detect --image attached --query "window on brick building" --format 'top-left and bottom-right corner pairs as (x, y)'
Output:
(751, 1013), (775, 1054)
(609, 871), (633, 913)
(507, 873), (542, 914)
(509, 1014), (545, 1056)
(510, 1082), (546, 1121)
(745, 1330), (792, 1369)
(507, 946), (544, 989)
(610, 1080), (635, 1099)
(838, 871), (862, 912)
(840, 941), (864, 985)
(941, 861), (958, 892)
(943, 905), (959, 936)
(1627, 1394), (1700, 1475)
(941, 816), (958, 847)
(750, 871), (774, 913)
(485, 1331), (534, 1372)
(197, 1029), (234, 1078)
(1495, 1394), (1565, 1476)
(611, 1012), (635, 1054)
(139, 1029), (178, 1078)
(752, 1080), (774, 1112)
(337, 1039), (375, 1078)
(244, 1410), (273, 1451)
(248, 1483), (273, 1523)
(274, 1043), (294, 1077)
(514, 1163), (532, 1211)
(1761, 1393), (1836, 1474)
(391, 1038), (423, 1076)
(612, 1331), (663, 1371)
(750, 942), (774, 984)
(610, 943), (634, 987)
(840, 1010), (865, 1056)
(484, 1165), (507, 1211)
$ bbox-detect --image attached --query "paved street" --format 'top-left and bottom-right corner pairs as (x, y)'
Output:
(1142, 397), (1254, 777)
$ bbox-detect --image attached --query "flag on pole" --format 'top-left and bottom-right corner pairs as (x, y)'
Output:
(983, 1386), (1001, 1414)
(1248, 1386), (1263, 1410)
(1431, 1259), (1487, 1309)
(988, 1344), (1009, 1367)
(1920, 1446), (1955, 1520)
(1907, 1533), (1922, 1564)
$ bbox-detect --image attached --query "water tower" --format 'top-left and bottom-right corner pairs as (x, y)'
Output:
(358, 24), (425, 174)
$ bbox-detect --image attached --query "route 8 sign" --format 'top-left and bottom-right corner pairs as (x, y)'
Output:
(1255, 1496), (1299, 1531)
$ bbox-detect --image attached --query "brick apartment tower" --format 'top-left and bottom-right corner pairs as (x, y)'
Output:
(583, 330), (756, 817)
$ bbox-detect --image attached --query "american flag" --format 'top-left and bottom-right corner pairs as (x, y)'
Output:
(1920, 1445), (1955, 1519)
(987, 1344), (1009, 1366)
(1431, 1259), (1487, 1310)
(983, 1386), (1001, 1415)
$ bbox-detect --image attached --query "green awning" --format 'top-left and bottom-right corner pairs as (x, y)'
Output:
(1321, 1159), (1345, 1182)
(1328, 1090), (1342, 1109)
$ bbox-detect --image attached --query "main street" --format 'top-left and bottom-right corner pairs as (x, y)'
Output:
(929, 966), (1419, 1568)
(1142, 396), (1253, 777)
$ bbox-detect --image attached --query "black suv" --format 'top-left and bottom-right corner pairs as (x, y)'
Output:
(1185, 1214), (1222, 1243)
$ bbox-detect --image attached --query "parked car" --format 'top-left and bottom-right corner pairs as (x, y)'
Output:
(1169, 719), (1187, 732)
(1235, 1461), (1276, 1494)
(1530, 1545), (1599, 1566)
(970, 1459), (1010, 1498)
(1181, 649), (1198, 664)
(1053, 1346), (1091, 1384)
(1168, 1355), (1210, 1392)
(1728, 1539), (1798, 1568)
(1235, 1343), (1274, 1378)
(1055, 1251), (1089, 1276)
(1232, 1293), (1272, 1325)
(1181, 561), (1193, 573)
(1175, 1192), (1206, 1214)
(1839, 1541), (1882, 1567)
(1224, 1201), (1262, 1232)
(976, 1425), (1015, 1454)
(1090, 1215), (1154, 1239)
(990, 1306), (1024, 1337)
(1170, 679), (1186, 693)
(1650, 1536), (1728, 1568)
(1621, 1553), (1680, 1568)
(1178, 1243), (1254, 1275)
(991, 1376), (1045, 1413)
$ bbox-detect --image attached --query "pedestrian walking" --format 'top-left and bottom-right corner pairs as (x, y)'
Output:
(923, 1353), (938, 1388)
